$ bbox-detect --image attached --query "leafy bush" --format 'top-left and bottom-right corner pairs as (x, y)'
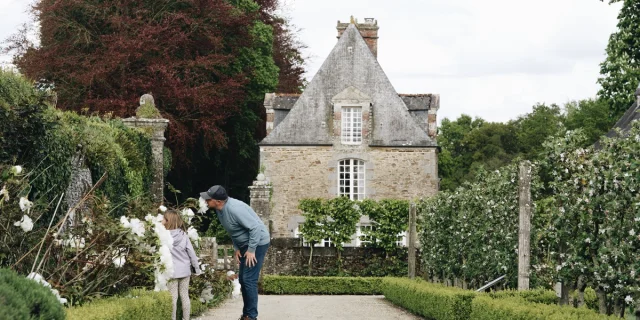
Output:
(487, 288), (558, 305)
(66, 289), (171, 320)
(261, 276), (383, 295)
(382, 277), (475, 320)
(470, 295), (617, 320)
(0, 268), (65, 320)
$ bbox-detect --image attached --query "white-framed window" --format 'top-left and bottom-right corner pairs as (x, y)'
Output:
(341, 107), (363, 144)
(357, 225), (376, 247)
(339, 159), (365, 200)
(396, 231), (407, 247)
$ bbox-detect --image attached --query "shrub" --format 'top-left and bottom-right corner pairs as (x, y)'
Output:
(261, 276), (383, 295)
(470, 295), (617, 320)
(487, 288), (558, 305)
(381, 278), (475, 320)
(66, 289), (172, 320)
(0, 268), (65, 320)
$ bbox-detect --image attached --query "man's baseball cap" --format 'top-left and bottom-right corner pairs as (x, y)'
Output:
(200, 185), (228, 201)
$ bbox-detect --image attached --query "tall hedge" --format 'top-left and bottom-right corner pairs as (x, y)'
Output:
(0, 70), (155, 217)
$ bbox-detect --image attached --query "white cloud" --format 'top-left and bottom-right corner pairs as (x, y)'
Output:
(288, 0), (622, 122)
(0, 0), (623, 123)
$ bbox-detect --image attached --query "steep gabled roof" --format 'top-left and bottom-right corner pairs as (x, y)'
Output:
(605, 101), (639, 139)
(260, 24), (436, 147)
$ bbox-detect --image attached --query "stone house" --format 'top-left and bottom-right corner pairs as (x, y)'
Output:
(257, 18), (440, 246)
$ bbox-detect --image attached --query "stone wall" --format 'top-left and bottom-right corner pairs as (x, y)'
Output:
(259, 146), (438, 237)
(263, 238), (421, 276)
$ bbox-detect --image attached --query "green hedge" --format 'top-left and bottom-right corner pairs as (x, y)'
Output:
(382, 278), (475, 320)
(0, 268), (65, 320)
(382, 278), (616, 320)
(66, 289), (212, 320)
(66, 289), (171, 320)
(470, 296), (617, 320)
(487, 288), (558, 305)
(261, 276), (383, 295)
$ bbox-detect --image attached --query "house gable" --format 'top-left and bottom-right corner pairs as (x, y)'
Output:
(260, 24), (436, 147)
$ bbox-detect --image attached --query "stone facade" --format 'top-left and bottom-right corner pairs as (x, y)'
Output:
(260, 146), (438, 237)
(253, 19), (440, 241)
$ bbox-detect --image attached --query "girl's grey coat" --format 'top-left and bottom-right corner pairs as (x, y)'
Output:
(169, 229), (201, 278)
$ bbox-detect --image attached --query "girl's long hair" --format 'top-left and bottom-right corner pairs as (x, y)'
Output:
(164, 210), (186, 231)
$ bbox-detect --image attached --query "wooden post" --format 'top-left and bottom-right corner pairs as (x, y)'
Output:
(518, 161), (532, 290)
(408, 202), (417, 279)
(212, 238), (218, 270)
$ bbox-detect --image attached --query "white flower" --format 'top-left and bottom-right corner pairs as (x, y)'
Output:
(198, 197), (208, 213)
(14, 215), (34, 232)
(145, 214), (155, 222)
(187, 226), (199, 242)
(556, 265), (562, 271)
(63, 236), (85, 249)
(0, 185), (9, 201)
(156, 214), (165, 224)
(131, 218), (145, 237)
(27, 273), (67, 304)
(631, 230), (636, 237)
(113, 255), (126, 268)
(19, 197), (33, 213)
(584, 238), (591, 244)
(625, 295), (634, 304)
(199, 286), (214, 303)
(181, 208), (195, 224)
(159, 205), (167, 212)
(12, 165), (23, 175)
(120, 216), (130, 228)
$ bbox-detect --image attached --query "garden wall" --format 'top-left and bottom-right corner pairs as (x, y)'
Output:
(262, 238), (421, 277)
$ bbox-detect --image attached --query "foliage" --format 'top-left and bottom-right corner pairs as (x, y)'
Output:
(260, 275), (383, 295)
(486, 288), (559, 305)
(66, 289), (172, 320)
(0, 71), (155, 218)
(512, 103), (565, 159)
(419, 163), (537, 289)
(0, 268), (65, 320)
(470, 296), (617, 320)
(382, 277), (475, 320)
(4, 0), (307, 205)
(564, 99), (616, 145)
(598, 0), (640, 120)
(359, 199), (409, 254)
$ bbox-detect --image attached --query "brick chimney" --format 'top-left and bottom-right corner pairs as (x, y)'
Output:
(337, 17), (379, 58)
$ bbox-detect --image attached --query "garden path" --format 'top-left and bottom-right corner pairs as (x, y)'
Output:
(199, 295), (423, 320)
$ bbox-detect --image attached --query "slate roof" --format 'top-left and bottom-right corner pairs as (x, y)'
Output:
(260, 24), (436, 147)
(270, 93), (436, 111)
(605, 101), (640, 139)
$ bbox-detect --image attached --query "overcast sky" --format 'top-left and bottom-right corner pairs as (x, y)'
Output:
(0, 0), (623, 122)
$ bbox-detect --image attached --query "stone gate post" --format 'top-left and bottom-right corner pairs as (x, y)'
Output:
(249, 173), (272, 230)
(122, 94), (169, 204)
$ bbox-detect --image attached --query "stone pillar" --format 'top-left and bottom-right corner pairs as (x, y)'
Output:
(122, 94), (169, 204)
(428, 94), (440, 138)
(264, 93), (275, 135)
(518, 161), (532, 290)
(249, 173), (272, 230)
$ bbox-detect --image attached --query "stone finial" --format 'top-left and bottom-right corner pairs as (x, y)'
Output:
(350, 15), (356, 24)
(136, 93), (162, 119)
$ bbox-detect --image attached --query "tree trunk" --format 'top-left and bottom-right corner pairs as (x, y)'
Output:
(337, 249), (342, 273)
(613, 300), (623, 318)
(559, 281), (570, 306)
(307, 245), (314, 276)
(596, 288), (608, 315)
(576, 276), (586, 308)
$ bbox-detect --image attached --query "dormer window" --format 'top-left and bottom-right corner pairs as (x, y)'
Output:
(341, 107), (362, 145)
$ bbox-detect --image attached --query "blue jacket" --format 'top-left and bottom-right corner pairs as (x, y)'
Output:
(216, 198), (270, 253)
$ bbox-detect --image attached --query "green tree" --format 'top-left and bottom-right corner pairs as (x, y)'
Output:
(598, 0), (640, 120)
(563, 99), (616, 144)
(299, 199), (330, 276)
(324, 197), (361, 273)
(512, 103), (564, 158)
(359, 199), (409, 257)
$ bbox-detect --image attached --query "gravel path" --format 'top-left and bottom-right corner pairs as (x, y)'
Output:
(199, 295), (423, 320)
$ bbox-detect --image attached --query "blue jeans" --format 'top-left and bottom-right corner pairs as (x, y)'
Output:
(238, 243), (269, 319)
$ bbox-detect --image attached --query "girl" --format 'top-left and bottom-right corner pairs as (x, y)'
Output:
(163, 210), (202, 320)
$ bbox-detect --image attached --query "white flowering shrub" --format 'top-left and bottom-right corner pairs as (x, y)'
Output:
(419, 122), (640, 315)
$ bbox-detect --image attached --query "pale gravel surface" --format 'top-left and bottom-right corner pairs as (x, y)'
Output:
(199, 295), (423, 320)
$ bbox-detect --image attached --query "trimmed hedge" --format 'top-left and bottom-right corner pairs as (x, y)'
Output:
(261, 276), (383, 295)
(487, 288), (558, 305)
(0, 269), (65, 320)
(66, 289), (172, 320)
(470, 296), (617, 320)
(382, 278), (475, 320)
(382, 278), (616, 320)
